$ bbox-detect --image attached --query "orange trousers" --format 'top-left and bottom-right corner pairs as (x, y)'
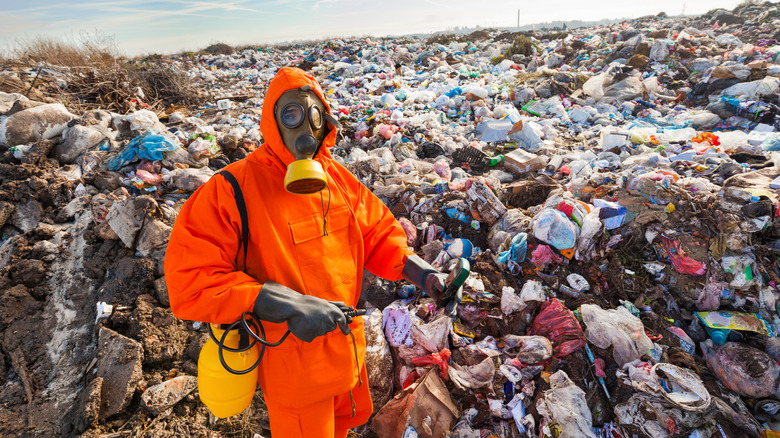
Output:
(265, 365), (372, 438)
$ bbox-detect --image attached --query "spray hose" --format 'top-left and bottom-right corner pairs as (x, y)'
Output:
(209, 308), (366, 375)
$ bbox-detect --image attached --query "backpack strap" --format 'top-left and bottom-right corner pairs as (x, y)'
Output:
(218, 170), (249, 271)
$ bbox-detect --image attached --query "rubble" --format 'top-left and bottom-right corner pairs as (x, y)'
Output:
(5, 2), (780, 437)
(95, 327), (144, 420)
(141, 375), (197, 416)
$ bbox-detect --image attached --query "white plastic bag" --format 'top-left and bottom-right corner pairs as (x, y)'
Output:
(532, 208), (578, 252)
(649, 41), (669, 61)
(576, 209), (603, 261)
(580, 304), (654, 366)
(583, 74), (605, 101)
(536, 370), (597, 438)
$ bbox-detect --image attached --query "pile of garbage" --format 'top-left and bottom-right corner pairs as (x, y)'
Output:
(5, 2), (780, 437)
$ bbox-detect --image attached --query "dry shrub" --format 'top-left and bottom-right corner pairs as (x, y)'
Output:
(129, 67), (203, 109)
(59, 66), (137, 113)
(539, 32), (569, 41)
(427, 33), (458, 45)
(460, 30), (491, 42)
(11, 31), (119, 68)
(58, 64), (204, 114)
(203, 42), (234, 55)
(492, 34), (539, 64)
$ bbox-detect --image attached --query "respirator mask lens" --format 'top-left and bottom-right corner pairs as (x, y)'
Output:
(280, 103), (305, 128)
(309, 106), (323, 130)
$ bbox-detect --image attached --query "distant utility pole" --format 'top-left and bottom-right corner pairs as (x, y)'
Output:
(682, 1), (686, 16)
(517, 9), (520, 28)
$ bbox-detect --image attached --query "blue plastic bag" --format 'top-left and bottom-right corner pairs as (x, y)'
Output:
(593, 199), (626, 230)
(498, 232), (528, 264)
(106, 131), (180, 171)
(761, 133), (780, 152)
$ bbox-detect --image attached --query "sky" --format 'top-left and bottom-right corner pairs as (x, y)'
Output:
(0, 0), (746, 57)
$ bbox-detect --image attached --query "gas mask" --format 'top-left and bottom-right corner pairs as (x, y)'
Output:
(275, 85), (329, 194)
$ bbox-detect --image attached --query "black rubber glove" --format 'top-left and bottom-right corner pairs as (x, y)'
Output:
(253, 281), (350, 343)
(402, 254), (463, 317)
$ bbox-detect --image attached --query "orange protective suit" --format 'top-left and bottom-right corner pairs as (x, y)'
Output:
(165, 67), (411, 436)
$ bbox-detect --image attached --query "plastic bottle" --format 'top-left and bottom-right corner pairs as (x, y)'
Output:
(558, 285), (581, 298)
(445, 207), (470, 224)
(198, 324), (260, 418)
(703, 324), (731, 345)
(489, 155), (505, 166)
(544, 155), (562, 175)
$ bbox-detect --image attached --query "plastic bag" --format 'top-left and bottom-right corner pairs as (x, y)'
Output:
(716, 33), (743, 47)
(500, 286), (523, 315)
(721, 255), (757, 289)
(536, 370), (596, 438)
(135, 169), (163, 186)
(397, 217), (418, 247)
(383, 301), (414, 348)
(364, 305), (394, 410)
(528, 299), (586, 357)
(649, 41), (669, 61)
(507, 119), (545, 151)
(604, 77), (644, 101)
(106, 131), (181, 171)
(701, 340), (780, 398)
(566, 274), (590, 292)
(411, 314), (451, 354)
(501, 280), (545, 315)
(761, 133), (780, 152)
(169, 167), (215, 192)
(532, 208), (578, 256)
(499, 335), (553, 364)
(661, 236), (707, 276)
(618, 362), (711, 411)
(575, 209), (603, 261)
(375, 123), (400, 140)
(432, 159), (452, 181)
(497, 232), (527, 266)
(530, 244), (563, 270)
(448, 357), (495, 390)
(581, 304), (654, 366)
(411, 348), (451, 380)
(91, 188), (131, 223)
(583, 74), (605, 101)
(188, 137), (219, 159)
(123, 109), (161, 132)
(722, 76), (780, 98)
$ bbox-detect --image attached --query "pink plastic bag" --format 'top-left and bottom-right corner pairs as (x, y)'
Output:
(376, 124), (400, 139)
(433, 160), (452, 181)
(397, 217), (417, 247)
(531, 244), (563, 270)
(661, 236), (706, 276)
(701, 340), (779, 398)
(529, 299), (586, 357)
(135, 169), (163, 186)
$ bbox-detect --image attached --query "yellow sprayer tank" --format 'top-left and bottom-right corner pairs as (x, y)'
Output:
(198, 324), (259, 418)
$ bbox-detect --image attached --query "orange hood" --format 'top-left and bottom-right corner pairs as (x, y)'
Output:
(259, 67), (338, 170)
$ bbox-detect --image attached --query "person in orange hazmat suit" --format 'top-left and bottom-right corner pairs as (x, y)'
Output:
(164, 67), (462, 438)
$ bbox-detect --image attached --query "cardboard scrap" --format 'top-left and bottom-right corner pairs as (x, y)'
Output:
(372, 368), (460, 438)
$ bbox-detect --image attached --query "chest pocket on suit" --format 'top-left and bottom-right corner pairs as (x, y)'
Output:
(289, 205), (357, 298)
